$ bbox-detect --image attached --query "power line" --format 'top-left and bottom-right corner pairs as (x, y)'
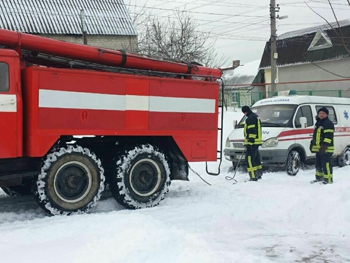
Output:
(137, 0), (266, 9)
(124, 4), (266, 18)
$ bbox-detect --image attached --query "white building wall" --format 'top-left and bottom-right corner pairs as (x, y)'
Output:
(275, 57), (350, 98)
(41, 34), (138, 53)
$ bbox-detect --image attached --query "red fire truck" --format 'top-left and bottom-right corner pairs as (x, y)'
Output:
(0, 28), (222, 215)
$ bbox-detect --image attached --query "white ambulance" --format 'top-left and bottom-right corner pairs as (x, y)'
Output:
(224, 92), (350, 175)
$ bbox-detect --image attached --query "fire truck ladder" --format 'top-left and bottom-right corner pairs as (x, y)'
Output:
(206, 79), (225, 176)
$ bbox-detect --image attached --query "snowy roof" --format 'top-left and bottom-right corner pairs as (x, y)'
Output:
(260, 19), (350, 68)
(223, 60), (260, 88)
(278, 19), (350, 40)
(0, 0), (137, 36)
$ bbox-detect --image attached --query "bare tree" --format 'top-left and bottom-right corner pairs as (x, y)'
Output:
(124, 0), (150, 28)
(125, 3), (226, 67)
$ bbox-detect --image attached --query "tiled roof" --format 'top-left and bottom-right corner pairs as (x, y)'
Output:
(0, 0), (137, 36)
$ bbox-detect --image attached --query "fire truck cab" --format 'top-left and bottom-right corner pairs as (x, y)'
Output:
(0, 50), (22, 159)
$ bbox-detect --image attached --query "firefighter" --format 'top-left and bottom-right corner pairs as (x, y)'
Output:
(242, 106), (263, 181)
(310, 107), (334, 184)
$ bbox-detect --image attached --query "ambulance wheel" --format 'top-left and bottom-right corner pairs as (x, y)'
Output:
(33, 145), (105, 215)
(286, 150), (301, 176)
(110, 144), (171, 209)
(338, 147), (350, 167)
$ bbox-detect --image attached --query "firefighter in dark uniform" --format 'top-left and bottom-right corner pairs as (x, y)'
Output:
(242, 106), (263, 181)
(310, 107), (334, 184)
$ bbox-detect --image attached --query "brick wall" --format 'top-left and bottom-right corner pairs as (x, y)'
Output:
(41, 34), (138, 52)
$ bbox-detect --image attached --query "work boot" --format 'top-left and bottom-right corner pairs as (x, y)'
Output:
(310, 175), (324, 184)
(256, 170), (263, 180)
(249, 178), (258, 182)
(323, 177), (333, 184)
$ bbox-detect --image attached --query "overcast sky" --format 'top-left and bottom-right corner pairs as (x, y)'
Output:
(128, 0), (350, 67)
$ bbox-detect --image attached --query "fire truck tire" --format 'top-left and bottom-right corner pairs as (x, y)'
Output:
(33, 145), (105, 215)
(338, 147), (350, 167)
(111, 144), (171, 209)
(286, 150), (301, 176)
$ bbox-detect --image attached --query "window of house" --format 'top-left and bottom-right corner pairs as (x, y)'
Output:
(294, 105), (314, 128)
(307, 29), (333, 51)
(316, 106), (337, 124)
(0, 62), (9, 92)
(231, 92), (239, 103)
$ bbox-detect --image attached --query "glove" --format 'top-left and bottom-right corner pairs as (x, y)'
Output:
(248, 138), (255, 144)
(319, 144), (327, 154)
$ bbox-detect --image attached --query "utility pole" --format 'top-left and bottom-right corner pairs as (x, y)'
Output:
(80, 9), (88, 45)
(270, 0), (278, 97)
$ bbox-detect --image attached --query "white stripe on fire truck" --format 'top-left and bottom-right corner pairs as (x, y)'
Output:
(39, 89), (216, 113)
(39, 89), (125, 111)
(149, 96), (215, 113)
(126, 95), (149, 111)
(0, 94), (16, 112)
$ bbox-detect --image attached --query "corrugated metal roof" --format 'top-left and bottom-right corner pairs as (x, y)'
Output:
(0, 0), (137, 36)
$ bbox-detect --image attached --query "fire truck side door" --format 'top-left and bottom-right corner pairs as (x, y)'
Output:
(0, 60), (18, 158)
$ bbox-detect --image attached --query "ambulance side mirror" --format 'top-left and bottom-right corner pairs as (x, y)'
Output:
(233, 120), (237, 128)
(299, 117), (307, 128)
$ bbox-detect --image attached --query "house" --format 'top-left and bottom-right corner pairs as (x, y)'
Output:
(222, 60), (263, 107)
(259, 19), (350, 98)
(0, 0), (138, 52)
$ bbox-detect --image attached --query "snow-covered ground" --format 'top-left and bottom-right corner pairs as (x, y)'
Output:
(1, 109), (350, 263)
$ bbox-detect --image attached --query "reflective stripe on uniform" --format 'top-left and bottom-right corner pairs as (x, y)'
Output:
(312, 146), (320, 151)
(323, 138), (331, 143)
(247, 155), (255, 178)
(316, 128), (321, 146)
(326, 146), (334, 153)
(324, 129), (334, 133)
(316, 171), (323, 176)
(323, 162), (332, 183)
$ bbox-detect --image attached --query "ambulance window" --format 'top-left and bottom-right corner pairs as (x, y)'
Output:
(0, 62), (9, 92)
(316, 106), (337, 124)
(295, 106), (313, 127)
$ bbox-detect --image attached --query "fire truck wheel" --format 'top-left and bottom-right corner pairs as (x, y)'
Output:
(111, 144), (171, 209)
(286, 150), (301, 176)
(338, 147), (350, 167)
(33, 145), (105, 215)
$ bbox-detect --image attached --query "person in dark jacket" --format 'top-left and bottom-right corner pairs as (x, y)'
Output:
(242, 105), (263, 181)
(310, 107), (334, 184)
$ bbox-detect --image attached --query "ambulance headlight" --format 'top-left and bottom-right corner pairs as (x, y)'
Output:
(262, 137), (278, 148)
(225, 137), (231, 147)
